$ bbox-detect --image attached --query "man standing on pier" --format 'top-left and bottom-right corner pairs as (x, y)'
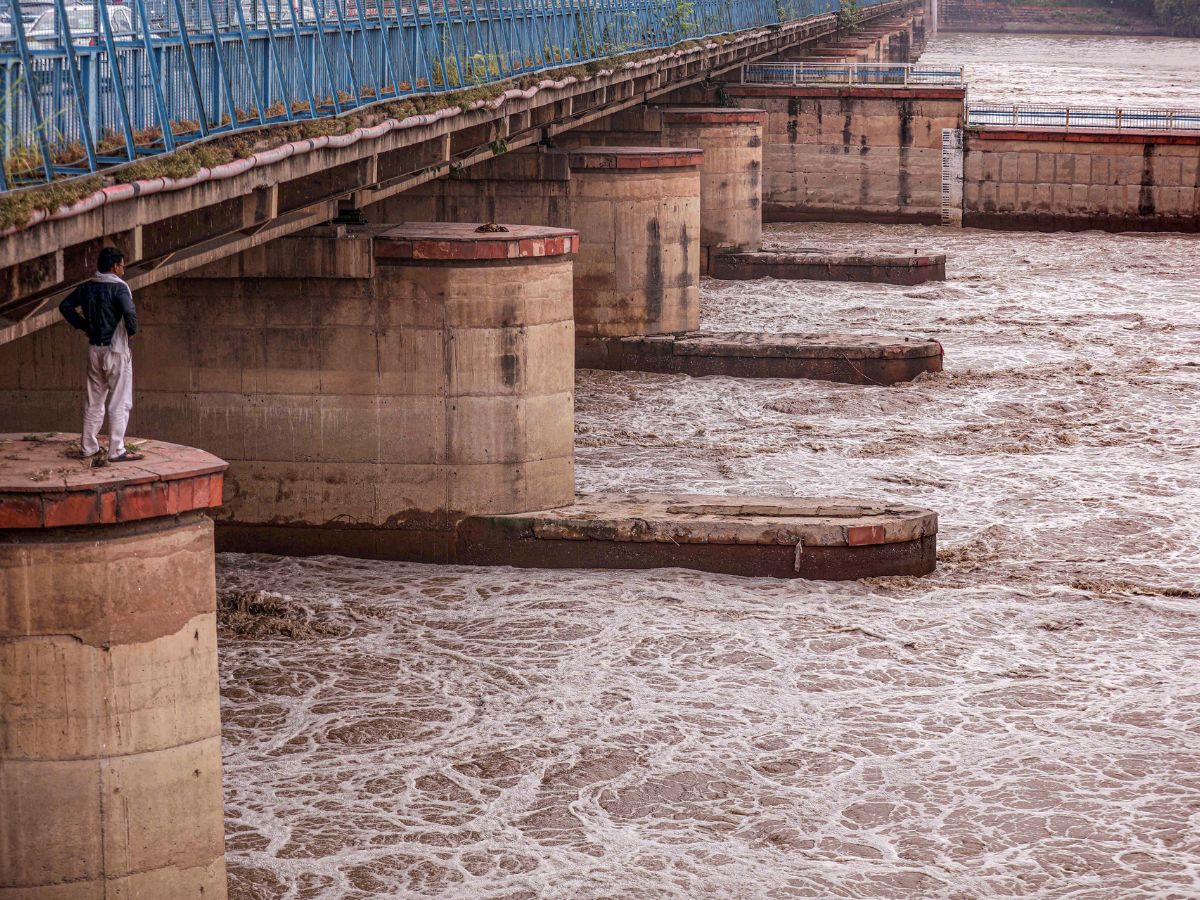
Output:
(58, 247), (143, 462)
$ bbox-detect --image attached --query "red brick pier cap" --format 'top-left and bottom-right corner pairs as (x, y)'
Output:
(566, 146), (704, 171)
(374, 222), (579, 262)
(0, 433), (227, 529)
(660, 107), (767, 126)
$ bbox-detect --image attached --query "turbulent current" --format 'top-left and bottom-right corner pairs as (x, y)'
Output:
(220, 224), (1200, 898)
(218, 34), (1200, 900)
(921, 32), (1200, 108)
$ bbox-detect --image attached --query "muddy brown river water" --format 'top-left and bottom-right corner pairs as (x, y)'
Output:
(921, 32), (1200, 108)
(218, 35), (1200, 900)
(221, 223), (1200, 899)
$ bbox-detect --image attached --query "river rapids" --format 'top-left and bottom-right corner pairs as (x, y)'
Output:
(218, 33), (1200, 900)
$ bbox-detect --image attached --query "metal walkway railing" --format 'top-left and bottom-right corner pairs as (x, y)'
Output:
(968, 105), (1200, 133)
(741, 62), (965, 86)
(0, 0), (894, 190)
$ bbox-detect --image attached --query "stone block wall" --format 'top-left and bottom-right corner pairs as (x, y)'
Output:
(963, 130), (1200, 232)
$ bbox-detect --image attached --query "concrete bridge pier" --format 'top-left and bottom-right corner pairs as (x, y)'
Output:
(143, 223), (580, 559)
(545, 109), (766, 275)
(659, 108), (766, 273)
(552, 143), (944, 383)
(0, 435), (228, 898)
(563, 146), (703, 341)
(362, 144), (704, 347)
(368, 145), (942, 384)
(557, 104), (944, 287)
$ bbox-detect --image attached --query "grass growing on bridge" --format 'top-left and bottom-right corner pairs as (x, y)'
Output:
(0, 34), (740, 234)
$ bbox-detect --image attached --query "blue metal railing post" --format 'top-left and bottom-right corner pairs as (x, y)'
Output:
(96, 0), (139, 159)
(412, 1), (436, 91)
(326, 0), (363, 105)
(52, 0), (98, 171)
(308, 0), (346, 112)
(204, 0), (242, 126)
(169, 0), (212, 134)
(284, 0), (321, 114)
(350, 0), (386, 98)
(229, 0), (268, 123)
(260, 0), (298, 120)
(8, 0), (57, 181)
(133, 0), (177, 149)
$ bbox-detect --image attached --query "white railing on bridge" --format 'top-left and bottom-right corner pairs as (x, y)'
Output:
(741, 63), (965, 87)
(968, 105), (1200, 133)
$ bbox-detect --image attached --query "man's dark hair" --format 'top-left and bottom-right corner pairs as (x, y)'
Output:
(97, 247), (124, 273)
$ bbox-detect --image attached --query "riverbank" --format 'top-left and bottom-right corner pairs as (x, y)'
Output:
(939, 0), (1167, 35)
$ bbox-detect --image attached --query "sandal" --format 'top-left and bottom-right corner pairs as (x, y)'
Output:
(109, 450), (145, 463)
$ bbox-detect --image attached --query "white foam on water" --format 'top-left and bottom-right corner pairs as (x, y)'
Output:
(219, 222), (1200, 898)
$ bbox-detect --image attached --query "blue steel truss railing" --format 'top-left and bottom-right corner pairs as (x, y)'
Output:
(968, 105), (1200, 133)
(0, 0), (893, 190)
(741, 62), (964, 86)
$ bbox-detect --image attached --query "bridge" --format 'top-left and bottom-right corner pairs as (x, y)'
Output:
(0, 0), (922, 340)
(3, 1), (1200, 894)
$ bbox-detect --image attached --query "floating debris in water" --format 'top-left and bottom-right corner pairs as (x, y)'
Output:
(218, 589), (349, 639)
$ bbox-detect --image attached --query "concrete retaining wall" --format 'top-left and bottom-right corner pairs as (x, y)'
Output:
(725, 85), (966, 224)
(964, 129), (1200, 232)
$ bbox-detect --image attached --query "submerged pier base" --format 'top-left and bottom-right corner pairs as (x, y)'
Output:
(711, 250), (947, 285)
(576, 332), (944, 384)
(465, 494), (937, 580)
(230, 494), (938, 580)
(0, 433), (228, 899)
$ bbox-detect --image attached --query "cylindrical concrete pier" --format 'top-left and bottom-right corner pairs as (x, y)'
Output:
(660, 108), (765, 272)
(564, 147), (702, 338)
(369, 223), (578, 522)
(0, 433), (228, 898)
(128, 222), (578, 560)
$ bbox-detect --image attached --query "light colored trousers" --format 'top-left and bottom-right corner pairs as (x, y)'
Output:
(82, 345), (133, 459)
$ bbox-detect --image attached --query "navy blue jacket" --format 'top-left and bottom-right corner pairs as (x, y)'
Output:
(59, 277), (138, 346)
